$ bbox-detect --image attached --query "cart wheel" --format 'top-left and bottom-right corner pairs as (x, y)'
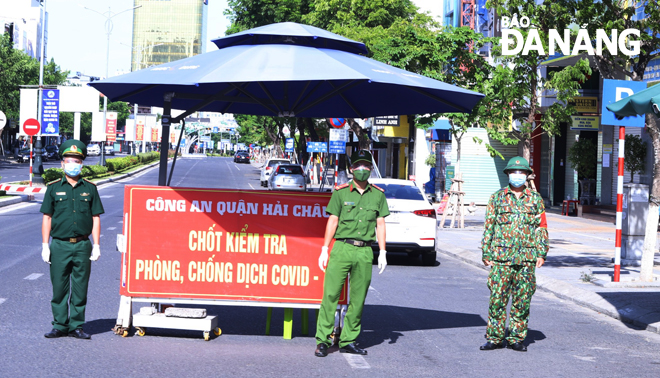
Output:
(121, 329), (129, 338)
(213, 327), (222, 336)
(112, 325), (121, 335)
(136, 327), (146, 337)
(203, 331), (210, 341)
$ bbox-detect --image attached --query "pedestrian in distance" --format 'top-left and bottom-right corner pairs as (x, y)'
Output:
(41, 139), (105, 340)
(315, 150), (389, 357)
(480, 156), (548, 352)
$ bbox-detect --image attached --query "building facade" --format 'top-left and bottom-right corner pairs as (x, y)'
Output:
(0, 0), (46, 62)
(131, 0), (208, 72)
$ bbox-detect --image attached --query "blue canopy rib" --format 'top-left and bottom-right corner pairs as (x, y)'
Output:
(406, 86), (471, 113)
(293, 80), (362, 116)
(115, 84), (159, 102)
(258, 82), (282, 114)
(291, 81), (315, 112)
(229, 83), (279, 116)
(328, 81), (364, 119)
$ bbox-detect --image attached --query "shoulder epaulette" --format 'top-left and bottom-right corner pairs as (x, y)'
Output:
(47, 179), (60, 186)
(335, 183), (349, 190)
(83, 178), (97, 186)
(371, 184), (385, 192)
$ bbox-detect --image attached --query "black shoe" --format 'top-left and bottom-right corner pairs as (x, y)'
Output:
(480, 341), (506, 350)
(44, 328), (68, 338)
(69, 328), (91, 339)
(315, 343), (328, 357)
(339, 343), (367, 355)
(507, 342), (527, 352)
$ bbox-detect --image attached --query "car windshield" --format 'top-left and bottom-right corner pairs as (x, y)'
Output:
(377, 184), (425, 201)
(268, 160), (288, 168)
(238, 152), (249, 156)
(277, 165), (303, 175)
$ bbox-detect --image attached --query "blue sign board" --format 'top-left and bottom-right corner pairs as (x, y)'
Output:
(41, 89), (60, 135)
(329, 141), (346, 154)
(180, 138), (186, 147)
(306, 142), (327, 153)
(285, 138), (294, 152)
(601, 79), (646, 127)
(212, 126), (219, 133)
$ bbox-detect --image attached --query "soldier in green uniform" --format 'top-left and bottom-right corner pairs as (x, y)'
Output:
(41, 140), (105, 339)
(314, 150), (389, 357)
(480, 156), (548, 352)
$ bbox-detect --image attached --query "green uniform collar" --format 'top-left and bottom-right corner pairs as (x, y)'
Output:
(348, 180), (373, 192)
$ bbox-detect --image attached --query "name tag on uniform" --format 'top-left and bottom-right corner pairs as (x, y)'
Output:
(56, 192), (66, 195)
(81, 193), (90, 196)
(344, 201), (355, 206)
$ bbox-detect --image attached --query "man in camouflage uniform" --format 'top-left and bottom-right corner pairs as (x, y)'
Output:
(480, 156), (548, 352)
(314, 150), (389, 357)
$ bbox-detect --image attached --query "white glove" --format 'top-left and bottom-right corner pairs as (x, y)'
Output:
(378, 250), (387, 274)
(318, 246), (329, 272)
(42, 243), (50, 264)
(90, 244), (101, 261)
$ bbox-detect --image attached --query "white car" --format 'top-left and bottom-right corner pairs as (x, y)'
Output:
(368, 178), (437, 265)
(260, 158), (291, 187)
(104, 144), (115, 156)
(87, 144), (101, 156)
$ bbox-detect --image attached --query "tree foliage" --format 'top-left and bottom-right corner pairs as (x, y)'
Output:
(624, 134), (647, 183)
(0, 32), (69, 120)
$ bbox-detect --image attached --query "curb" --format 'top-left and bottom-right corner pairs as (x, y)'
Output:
(0, 160), (162, 208)
(435, 241), (660, 335)
(0, 193), (35, 208)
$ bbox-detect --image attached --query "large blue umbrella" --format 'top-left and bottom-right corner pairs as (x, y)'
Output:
(89, 22), (484, 184)
(90, 22), (484, 118)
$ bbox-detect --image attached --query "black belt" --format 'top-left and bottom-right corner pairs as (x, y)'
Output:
(54, 236), (89, 243)
(338, 239), (369, 247)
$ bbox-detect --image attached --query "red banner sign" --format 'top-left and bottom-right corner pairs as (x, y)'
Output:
(106, 112), (117, 134)
(136, 122), (144, 141)
(151, 127), (159, 142)
(120, 186), (346, 305)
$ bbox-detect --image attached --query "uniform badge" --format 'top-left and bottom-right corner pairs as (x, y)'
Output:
(344, 201), (355, 206)
(81, 193), (90, 196)
(71, 145), (78, 152)
(56, 192), (66, 195)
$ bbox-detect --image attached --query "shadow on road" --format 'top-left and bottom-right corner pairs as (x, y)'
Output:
(359, 304), (487, 348)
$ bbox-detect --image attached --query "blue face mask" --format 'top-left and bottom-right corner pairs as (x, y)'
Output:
(64, 163), (82, 177)
(509, 173), (527, 188)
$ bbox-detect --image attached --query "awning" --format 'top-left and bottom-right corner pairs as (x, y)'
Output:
(606, 83), (660, 118)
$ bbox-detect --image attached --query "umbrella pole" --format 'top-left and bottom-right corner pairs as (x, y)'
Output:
(167, 119), (186, 187)
(158, 93), (174, 186)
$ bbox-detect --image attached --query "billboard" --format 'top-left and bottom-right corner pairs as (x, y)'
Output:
(119, 186), (347, 305)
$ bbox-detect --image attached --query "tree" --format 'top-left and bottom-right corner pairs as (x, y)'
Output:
(571, 0), (660, 281)
(484, 0), (592, 162)
(0, 32), (69, 121)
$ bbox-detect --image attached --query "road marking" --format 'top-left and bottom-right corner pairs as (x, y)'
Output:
(573, 355), (596, 362)
(0, 298), (5, 305)
(107, 227), (117, 230)
(342, 354), (371, 369)
(234, 165), (241, 171)
(100, 195), (114, 198)
(24, 273), (43, 280)
(0, 202), (37, 215)
(248, 183), (254, 189)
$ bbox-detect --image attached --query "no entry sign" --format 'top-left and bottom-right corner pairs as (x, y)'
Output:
(23, 118), (40, 136)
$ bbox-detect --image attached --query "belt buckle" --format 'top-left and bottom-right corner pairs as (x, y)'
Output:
(69, 237), (77, 243)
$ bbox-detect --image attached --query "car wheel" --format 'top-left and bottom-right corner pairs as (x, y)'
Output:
(421, 251), (437, 266)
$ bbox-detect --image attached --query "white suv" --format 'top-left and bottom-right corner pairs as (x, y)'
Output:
(87, 144), (101, 156)
(260, 158), (290, 187)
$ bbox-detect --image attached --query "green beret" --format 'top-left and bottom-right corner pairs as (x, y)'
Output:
(350, 150), (373, 166)
(503, 156), (531, 173)
(59, 139), (87, 160)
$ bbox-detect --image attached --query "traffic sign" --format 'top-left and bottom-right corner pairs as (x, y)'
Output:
(0, 110), (6, 129)
(23, 118), (40, 136)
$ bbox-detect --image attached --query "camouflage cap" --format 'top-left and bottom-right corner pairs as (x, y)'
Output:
(59, 139), (87, 160)
(350, 150), (372, 166)
(503, 156), (531, 173)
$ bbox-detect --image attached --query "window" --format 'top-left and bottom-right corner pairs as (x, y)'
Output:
(379, 184), (425, 200)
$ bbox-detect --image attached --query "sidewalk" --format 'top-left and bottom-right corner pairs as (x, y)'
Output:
(436, 207), (660, 335)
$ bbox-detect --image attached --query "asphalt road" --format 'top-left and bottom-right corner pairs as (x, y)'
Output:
(0, 154), (109, 183)
(1, 157), (660, 377)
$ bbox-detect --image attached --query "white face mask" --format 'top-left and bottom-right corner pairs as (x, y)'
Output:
(63, 162), (82, 177)
(509, 173), (527, 188)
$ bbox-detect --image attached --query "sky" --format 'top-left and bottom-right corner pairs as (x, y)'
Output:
(47, 0), (231, 78)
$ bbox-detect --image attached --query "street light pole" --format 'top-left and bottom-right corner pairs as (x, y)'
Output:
(33, 0), (48, 184)
(83, 4), (141, 166)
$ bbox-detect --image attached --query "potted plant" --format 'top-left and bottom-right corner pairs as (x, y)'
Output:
(624, 134), (647, 182)
(567, 138), (597, 204)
